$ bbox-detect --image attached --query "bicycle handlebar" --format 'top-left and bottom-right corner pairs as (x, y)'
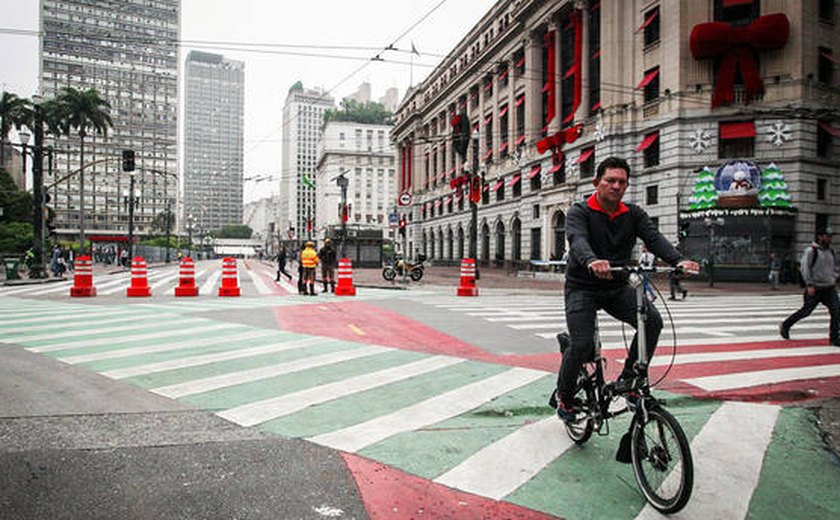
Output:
(607, 265), (699, 276)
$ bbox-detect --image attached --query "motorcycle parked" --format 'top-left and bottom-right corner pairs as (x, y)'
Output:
(382, 254), (426, 282)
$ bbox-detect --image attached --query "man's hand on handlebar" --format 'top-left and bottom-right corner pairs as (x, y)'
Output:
(677, 259), (700, 275)
(588, 259), (613, 279)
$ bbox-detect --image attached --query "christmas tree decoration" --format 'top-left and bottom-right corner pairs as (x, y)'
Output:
(593, 120), (607, 142)
(758, 162), (792, 207)
(688, 128), (712, 153)
(688, 166), (718, 210)
(764, 121), (791, 147)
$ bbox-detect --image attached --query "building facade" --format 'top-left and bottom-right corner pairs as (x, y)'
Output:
(40, 0), (180, 243)
(183, 50), (245, 234)
(391, 0), (840, 280)
(279, 82), (334, 242)
(314, 120), (397, 243)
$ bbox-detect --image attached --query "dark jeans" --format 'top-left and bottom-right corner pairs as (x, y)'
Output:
(782, 287), (839, 342)
(556, 285), (663, 404)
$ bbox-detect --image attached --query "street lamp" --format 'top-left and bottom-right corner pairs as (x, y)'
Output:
(14, 97), (48, 279)
(469, 128), (481, 263)
(123, 175), (139, 261)
(17, 128), (30, 177)
(185, 213), (196, 257)
(335, 171), (349, 258)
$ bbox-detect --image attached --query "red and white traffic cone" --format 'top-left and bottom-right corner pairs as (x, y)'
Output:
(70, 255), (97, 297)
(334, 258), (356, 296)
(126, 256), (152, 297)
(457, 258), (479, 297)
(218, 257), (241, 297)
(174, 256), (198, 297)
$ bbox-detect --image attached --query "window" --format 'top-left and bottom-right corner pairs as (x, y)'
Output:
(642, 66), (660, 104)
(498, 63), (509, 88)
(533, 204), (540, 219)
(715, 0), (758, 26)
(499, 105), (509, 157)
(514, 48), (525, 75)
(719, 121), (756, 158)
(578, 147), (595, 178)
(530, 228), (542, 260)
(817, 122), (833, 157)
(817, 178), (828, 201)
(643, 6), (660, 47)
(496, 180), (505, 202)
(820, 0), (836, 23)
(818, 47), (835, 85)
(589, 4), (601, 114)
(646, 185), (659, 205)
(636, 131), (660, 167)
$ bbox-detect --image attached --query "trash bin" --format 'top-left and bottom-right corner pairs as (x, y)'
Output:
(4, 257), (21, 280)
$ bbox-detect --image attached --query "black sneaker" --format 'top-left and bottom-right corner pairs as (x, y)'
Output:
(779, 324), (790, 340)
(556, 400), (576, 423)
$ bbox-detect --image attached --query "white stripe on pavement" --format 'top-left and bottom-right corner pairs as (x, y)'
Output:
(535, 332), (826, 345)
(18, 316), (196, 345)
(59, 329), (279, 364)
(309, 367), (546, 452)
(218, 355), (465, 427)
(102, 337), (325, 379)
(0, 309), (137, 330)
(27, 320), (234, 353)
(200, 268), (221, 295)
(647, 346), (840, 367)
(683, 364), (840, 392)
(635, 402), (779, 520)
(434, 416), (574, 500)
(154, 344), (390, 398)
(243, 265), (272, 295)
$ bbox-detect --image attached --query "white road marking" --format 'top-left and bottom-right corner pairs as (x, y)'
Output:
(200, 268), (221, 295)
(684, 364), (840, 392)
(647, 346), (840, 367)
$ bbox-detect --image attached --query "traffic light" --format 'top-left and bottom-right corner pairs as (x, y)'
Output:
(451, 112), (471, 159)
(679, 220), (690, 239)
(44, 205), (56, 238)
(122, 149), (135, 172)
(398, 216), (406, 237)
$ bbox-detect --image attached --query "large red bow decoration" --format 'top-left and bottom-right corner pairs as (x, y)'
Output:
(690, 13), (789, 108)
(536, 124), (583, 166)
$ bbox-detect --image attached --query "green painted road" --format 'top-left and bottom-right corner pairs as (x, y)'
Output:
(1, 295), (839, 519)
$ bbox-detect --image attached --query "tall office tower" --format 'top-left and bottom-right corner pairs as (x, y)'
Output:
(183, 51), (245, 234)
(40, 0), (180, 245)
(279, 82), (334, 241)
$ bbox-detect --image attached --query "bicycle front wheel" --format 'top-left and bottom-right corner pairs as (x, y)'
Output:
(630, 405), (693, 514)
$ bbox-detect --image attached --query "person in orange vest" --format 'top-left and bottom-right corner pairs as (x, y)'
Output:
(300, 241), (319, 296)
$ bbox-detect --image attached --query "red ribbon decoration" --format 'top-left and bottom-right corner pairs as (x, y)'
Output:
(564, 10), (583, 124)
(544, 30), (556, 125)
(690, 13), (789, 108)
(536, 124), (583, 167)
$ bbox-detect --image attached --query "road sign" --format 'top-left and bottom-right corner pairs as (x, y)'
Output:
(389, 213), (399, 227)
(398, 192), (412, 206)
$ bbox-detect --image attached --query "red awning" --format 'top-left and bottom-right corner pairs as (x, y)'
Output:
(516, 134), (526, 146)
(438, 171), (446, 181)
(723, 0), (754, 7)
(434, 199), (442, 208)
(499, 142), (509, 153)
(484, 114), (492, 124)
(492, 180), (504, 192)
(637, 9), (659, 32)
(499, 69), (509, 81)
(592, 49), (601, 59)
(591, 101), (602, 111)
(444, 195), (453, 205)
(499, 105), (509, 117)
(549, 163), (563, 173)
(454, 191), (463, 202)
(515, 55), (525, 68)
(635, 131), (659, 152)
(507, 174), (521, 187)
(483, 148), (493, 160)
(447, 166), (455, 176)
(484, 82), (493, 92)
(720, 121), (756, 140)
(526, 165), (541, 179)
(576, 147), (595, 164)
(819, 121), (840, 138)
(821, 50), (839, 65)
(515, 95), (525, 107)
(636, 68), (660, 89)
(541, 82), (551, 93)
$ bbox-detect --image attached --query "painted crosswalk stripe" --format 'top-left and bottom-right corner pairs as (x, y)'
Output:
(434, 416), (574, 500)
(200, 268), (221, 295)
(635, 402), (779, 520)
(218, 355), (465, 427)
(683, 364), (840, 392)
(309, 367), (546, 452)
(243, 266), (272, 295)
(646, 346), (840, 367)
(0, 309), (138, 331)
(19, 316), (200, 348)
(103, 336), (325, 379)
(58, 329), (280, 364)
(22, 318), (210, 352)
(153, 344), (390, 399)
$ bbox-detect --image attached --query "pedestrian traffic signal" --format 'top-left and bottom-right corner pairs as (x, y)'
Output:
(122, 149), (135, 172)
(44, 206), (56, 238)
(398, 216), (406, 237)
(679, 220), (690, 239)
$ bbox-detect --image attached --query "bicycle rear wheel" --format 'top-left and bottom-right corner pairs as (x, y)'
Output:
(564, 370), (595, 444)
(630, 405), (693, 514)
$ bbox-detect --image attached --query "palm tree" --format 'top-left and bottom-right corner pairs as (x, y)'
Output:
(0, 91), (29, 164)
(56, 86), (113, 251)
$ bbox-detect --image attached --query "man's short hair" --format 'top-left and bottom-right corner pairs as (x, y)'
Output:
(595, 156), (631, 181)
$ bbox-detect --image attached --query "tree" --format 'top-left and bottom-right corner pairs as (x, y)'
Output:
(758, 163), (792, 208)
(214, 224), (253, 239)
(323, 99), (392, 126)
(151, 209), (175, 234)
(56, 87), (113, 251)
(0, 91), (29, 164)
(688, 166), (718, 210)
(0, 167), (33, 253)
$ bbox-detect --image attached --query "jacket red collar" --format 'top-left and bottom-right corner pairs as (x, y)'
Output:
(587, 193), (629, 220)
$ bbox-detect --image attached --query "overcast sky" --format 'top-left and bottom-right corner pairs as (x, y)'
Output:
(0, 0), (496, 202)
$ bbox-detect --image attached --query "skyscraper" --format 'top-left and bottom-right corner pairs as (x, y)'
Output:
(279, 82), (334, 241)
(40, 0), (180, 244)
(183, 50), (245, 234)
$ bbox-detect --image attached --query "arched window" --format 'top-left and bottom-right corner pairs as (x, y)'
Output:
(447, 227), (454, 260)
(438, 228), (445, 261)
(481, 222), (490, 266)
(495, 221), (506, 265)
(429, 229), (436, 258)
(457, 226), (465, 259)
(552, 211), (566, 260)
(511, 217), (521, 261)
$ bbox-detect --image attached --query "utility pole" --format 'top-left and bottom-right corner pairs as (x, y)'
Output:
(165, 198), (172, 263)
(29, 97), (48, 279)
(335, 171), (349, 259)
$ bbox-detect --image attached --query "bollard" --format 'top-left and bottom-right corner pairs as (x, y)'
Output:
(218, 257), (241, 297)
(174, 256), (199, 297)
(456, 258), (479, 297)
(70, 255), (97, 297)
(126, 256), (152, 297)
(334, 258), (357, 296)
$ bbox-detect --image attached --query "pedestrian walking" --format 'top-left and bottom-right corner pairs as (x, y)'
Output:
(318, 238), (337, 293)
(300, 241), (319, 296)
(275, 246), (292, 281)
(768, 252), (782, 290)
(780, 227), (839, 345)
(669, 269), (687, 300)
(639, 245), (655, 269)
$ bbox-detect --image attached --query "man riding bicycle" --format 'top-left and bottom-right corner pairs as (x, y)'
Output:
(552, 157), (699, 422)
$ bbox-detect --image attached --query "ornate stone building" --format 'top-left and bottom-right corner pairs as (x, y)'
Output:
(392, 0), (839, 279)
